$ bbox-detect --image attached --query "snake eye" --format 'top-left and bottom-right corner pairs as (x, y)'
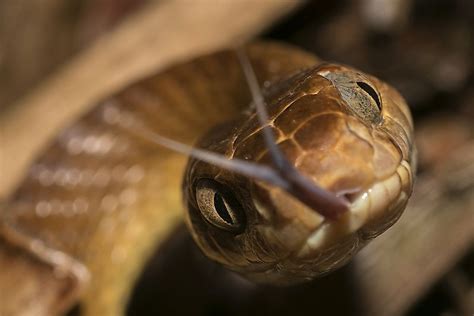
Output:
(317, 67), (383, 124)
(195, 179), (245, 232)
(356, 81), (381, 111)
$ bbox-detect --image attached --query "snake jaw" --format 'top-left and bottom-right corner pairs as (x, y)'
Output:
(244, 146), (413, 282)
(296, 159), (413, 258)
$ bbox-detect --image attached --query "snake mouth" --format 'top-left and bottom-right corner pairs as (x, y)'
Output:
(296, 160), (413, 258)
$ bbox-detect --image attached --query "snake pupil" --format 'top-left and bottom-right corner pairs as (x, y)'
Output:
(214, 192), (233, 224)
(357, 81), (381, 110)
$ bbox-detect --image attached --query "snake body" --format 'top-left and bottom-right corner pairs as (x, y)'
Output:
(0, 42), (415, 315)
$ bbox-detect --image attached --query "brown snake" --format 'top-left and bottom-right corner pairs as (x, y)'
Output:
(0, 42), (415, 315)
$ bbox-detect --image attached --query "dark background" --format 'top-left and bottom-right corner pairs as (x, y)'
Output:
(1, 1), (472, 315)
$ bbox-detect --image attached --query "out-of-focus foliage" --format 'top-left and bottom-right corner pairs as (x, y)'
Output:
(0, 0), (145, 110)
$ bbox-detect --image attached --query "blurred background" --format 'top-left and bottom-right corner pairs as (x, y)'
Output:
(1, 0), (473, 315)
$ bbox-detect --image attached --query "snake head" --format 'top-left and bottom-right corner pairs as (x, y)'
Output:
(183, 63), (415, 284)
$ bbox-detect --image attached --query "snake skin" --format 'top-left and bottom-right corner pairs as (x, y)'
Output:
(0, 42), (414, 315)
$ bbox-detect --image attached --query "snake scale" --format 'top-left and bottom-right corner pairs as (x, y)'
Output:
(0, 42), (415, 316)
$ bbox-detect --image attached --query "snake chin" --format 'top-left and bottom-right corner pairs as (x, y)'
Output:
(296, 159), (412, 257)
(237, 159), (413, 285)
(185, 158), (414, 284)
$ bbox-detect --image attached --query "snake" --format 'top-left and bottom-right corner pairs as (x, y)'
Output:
(0, 42), (415, 316)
